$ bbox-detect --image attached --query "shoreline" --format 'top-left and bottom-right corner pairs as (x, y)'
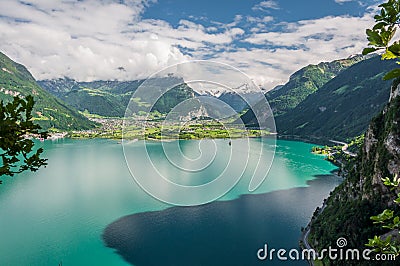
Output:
(103, 174), (341, 266)
(43, 131), (276, 141)
(299, 169), (344, 265)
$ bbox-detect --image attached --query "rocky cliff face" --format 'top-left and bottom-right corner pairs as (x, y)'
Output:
(359, 92), (400, 203)
(308, 80), (400, 263)
(390, 81), (400, 101)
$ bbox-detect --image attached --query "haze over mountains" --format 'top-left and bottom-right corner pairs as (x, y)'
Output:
(38, 77), (196, 117)
(0, 50), (395, 144)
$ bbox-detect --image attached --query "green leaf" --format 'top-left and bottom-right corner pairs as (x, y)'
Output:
(381, 27), (397, 45)
(394, 196), (400, 204)
(381, 7), (386, 18)
(366, 29), (384, 47)
(371, 209), (394, 223)
(382, 177), (391, 185)
(382, 50), (398, 60)
(362, 47), (378, 55)
(373, 21), (388, 30)
(389, 42), (400, 56)
(383, 68), (400, 80)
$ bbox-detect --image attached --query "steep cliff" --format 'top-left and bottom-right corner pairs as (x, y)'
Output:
(308, 80), (400, 265)
(39, 77), (196, 117)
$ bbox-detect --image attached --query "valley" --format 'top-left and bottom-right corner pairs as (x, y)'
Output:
(2, 1), (400, 266)
(2, 50), (392, 145)
(1, 23), (399, 266)
(68, 115), (269, 140)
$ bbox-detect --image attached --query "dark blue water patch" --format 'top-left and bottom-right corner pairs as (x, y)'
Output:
(103, 175), (341, 266)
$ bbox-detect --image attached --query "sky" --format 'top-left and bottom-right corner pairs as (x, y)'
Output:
(0, 0), (383, 90)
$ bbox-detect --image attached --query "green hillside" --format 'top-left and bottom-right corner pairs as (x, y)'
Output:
(276, 56), (397, 142)
(0, 52), (96, 130)
(39, 77), (196, 117)
(266, 55), (365, 116)
(240, 55), (366, 127)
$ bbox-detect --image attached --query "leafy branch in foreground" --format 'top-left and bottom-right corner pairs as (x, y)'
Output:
(0, 95), (48, 179)
(366, 174), (400, 257)
(362, 0), (400, 80)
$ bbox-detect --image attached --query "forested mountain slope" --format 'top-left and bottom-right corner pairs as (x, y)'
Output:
(0, 52), (95, 130)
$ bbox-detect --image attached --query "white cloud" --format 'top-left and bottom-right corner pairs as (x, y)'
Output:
(243, 14), (373, 50)
(246, 16), (274, 24)
(0, 0), (248, 81)
(217, 13), (375, 89)
(0, 0), (185, 81)
(252, 1), (280, 12)
(335, 0), (355, 3)
(0, 0), (378, 90)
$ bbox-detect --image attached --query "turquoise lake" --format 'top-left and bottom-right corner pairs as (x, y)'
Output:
(0, 138), (340, 265)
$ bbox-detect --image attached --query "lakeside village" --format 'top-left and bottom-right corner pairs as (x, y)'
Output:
(35, 114), (359, 164)
(32, 114), (358, 170)
(36, 115), (270, 141)
(310, 135), (362, 173)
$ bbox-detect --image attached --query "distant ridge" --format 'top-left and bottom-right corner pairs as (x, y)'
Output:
(241, 55), (366, 127)
(38, 77), (196, 117)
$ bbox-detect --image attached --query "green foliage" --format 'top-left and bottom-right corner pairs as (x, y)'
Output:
(366, 175), (400, 258)
(370, 209), (394, 224)
(0, 96), (47, 178)
(308, 93), (400, 265)
(366, 235), (399, 255)
(347, 134), (365, 154)
(309, 191), (386, 257)
(363, 0), (400, 80)
(311, 145), (331, 155)
(382, 175), (400, 189)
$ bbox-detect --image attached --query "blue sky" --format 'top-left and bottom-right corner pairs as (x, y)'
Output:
(0, 0), (382, 89)
(144, 0), (367, 25)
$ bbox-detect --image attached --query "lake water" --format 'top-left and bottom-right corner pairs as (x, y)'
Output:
(0, 138), (340, 265)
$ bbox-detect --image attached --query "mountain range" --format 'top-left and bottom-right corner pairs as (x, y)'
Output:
(276, 55), (397, 142)
(2, 49), (400, 263)
(241, 55), (397, 142)
(266, 55), (366, 116)
(1, 50), (396, 144)
(217, 90), (263, 112)
(38, 77), (196, 117)
(240, 55), (366, 127)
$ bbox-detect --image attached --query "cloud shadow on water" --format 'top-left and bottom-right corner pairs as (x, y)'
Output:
(102, 175), (340, 266)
